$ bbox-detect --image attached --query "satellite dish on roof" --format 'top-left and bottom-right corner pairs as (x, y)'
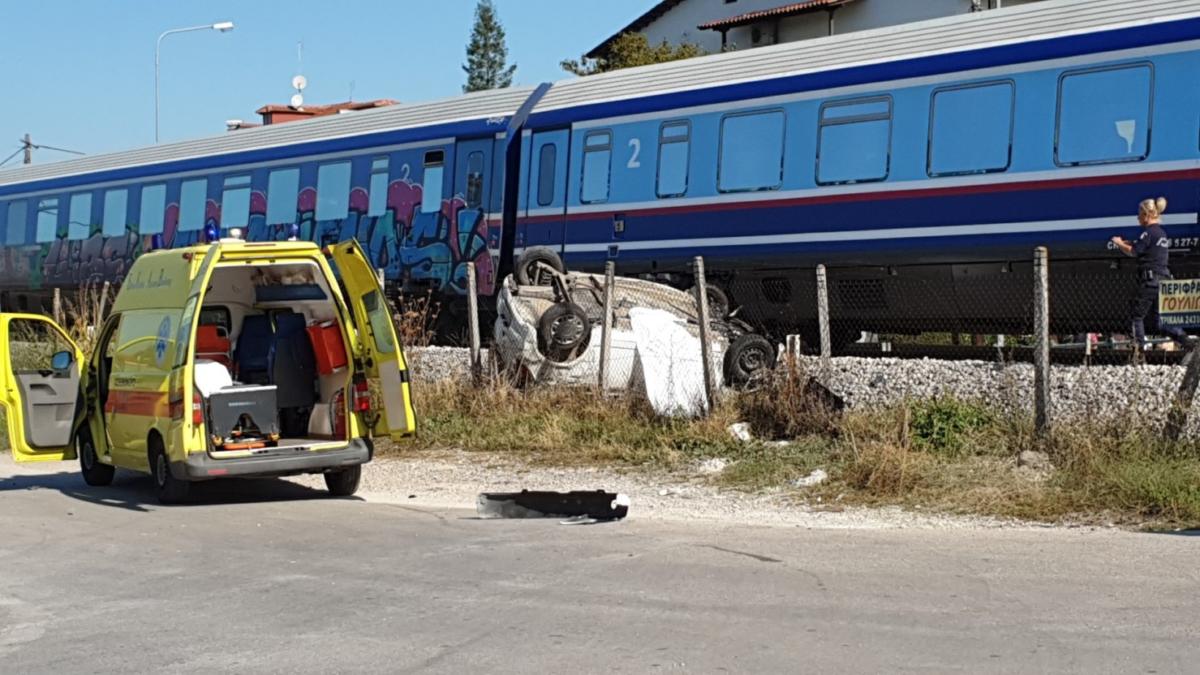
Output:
(290, 93), (304, 108)
(292, 75), (308, 91)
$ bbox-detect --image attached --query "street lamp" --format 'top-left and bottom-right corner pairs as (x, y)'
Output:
(155, 21), (236, 143)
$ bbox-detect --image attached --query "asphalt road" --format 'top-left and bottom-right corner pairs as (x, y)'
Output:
(1, 457), (1198, 674)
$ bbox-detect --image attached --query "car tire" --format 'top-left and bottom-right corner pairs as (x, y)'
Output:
(515, 247), (565, 286)
(78, 429), (115, 487)
(150, 436), (189, 504)
(689, 283), (731, 320)
(724, 333), (777, 387)
(537, 302), (592, 362)
(324, 465), (362, 497)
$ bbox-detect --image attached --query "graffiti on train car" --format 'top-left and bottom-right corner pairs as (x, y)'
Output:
(41, 219), (141, 289)
(2, 175), (494, 298)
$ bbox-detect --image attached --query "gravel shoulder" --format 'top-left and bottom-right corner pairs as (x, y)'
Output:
(289, 450), (1056, 531)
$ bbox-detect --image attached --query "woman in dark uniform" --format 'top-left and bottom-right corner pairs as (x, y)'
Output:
(1110, 197), (1192, 351)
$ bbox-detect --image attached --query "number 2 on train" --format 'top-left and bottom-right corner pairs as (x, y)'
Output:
(627, 138), (641, 169)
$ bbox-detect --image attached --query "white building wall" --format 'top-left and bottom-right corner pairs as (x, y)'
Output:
(631, 0), (1052, 54)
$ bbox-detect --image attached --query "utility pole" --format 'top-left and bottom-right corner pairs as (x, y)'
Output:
(3, 136), (85, 167)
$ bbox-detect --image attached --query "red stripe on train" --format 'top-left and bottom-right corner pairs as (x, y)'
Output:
(517, 167), (1200, 224)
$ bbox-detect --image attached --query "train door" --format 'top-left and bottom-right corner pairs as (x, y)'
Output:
(522, 129), (569, 256)
(453, 139), (495, 293)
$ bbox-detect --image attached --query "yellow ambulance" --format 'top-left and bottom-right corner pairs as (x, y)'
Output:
(0, 238), (415, 503)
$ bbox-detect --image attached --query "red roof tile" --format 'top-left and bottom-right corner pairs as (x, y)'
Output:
(254, 99), (399, 116)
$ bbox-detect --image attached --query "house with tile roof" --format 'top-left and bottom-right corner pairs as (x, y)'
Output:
(588, 0), (1049, 57)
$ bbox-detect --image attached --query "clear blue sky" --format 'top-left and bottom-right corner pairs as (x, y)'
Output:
(0, 0), (646, 162)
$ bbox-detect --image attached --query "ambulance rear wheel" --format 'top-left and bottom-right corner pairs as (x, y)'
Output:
(324, 465), (362, 497)
(78, 430), (114, 487)
(150, 436), (189, 504)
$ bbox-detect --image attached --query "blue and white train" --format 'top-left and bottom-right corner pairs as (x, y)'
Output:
(2, 0), (1199, 341)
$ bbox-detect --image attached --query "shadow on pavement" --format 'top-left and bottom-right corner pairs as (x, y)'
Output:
(1146, 528), (1200, 537)
(0, 469), (357, 510)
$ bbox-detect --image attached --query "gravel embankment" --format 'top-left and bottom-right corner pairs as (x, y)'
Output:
(800, 356), (1199, 433)
(409, 346), (1197, 431)
(407, 346), (485, 383)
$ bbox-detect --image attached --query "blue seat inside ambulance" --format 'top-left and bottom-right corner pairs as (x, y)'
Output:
(269, 312), (317, 409)
(235, 314), (273, 384)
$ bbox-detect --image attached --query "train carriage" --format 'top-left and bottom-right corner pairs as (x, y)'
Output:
(2, 0), (1200, 343)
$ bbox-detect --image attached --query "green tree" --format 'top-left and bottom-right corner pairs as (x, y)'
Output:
(462, 0), (517, 92)
(561, 33), (706, 77)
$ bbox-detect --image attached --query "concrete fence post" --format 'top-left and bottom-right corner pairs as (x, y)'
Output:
(693, 256), (716, 414)
(598, 261), (616, 392)
(1033, 247), (1051, 438)
(816, 265), (832, 371)
(466, 262), (481, 382)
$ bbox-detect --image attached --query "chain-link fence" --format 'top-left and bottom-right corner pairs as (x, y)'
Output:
(466, 257), (742, 418)
(457, 246), (1200, 435)
(720, 249), (1196, 365)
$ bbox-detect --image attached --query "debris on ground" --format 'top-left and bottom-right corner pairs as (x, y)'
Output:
(476, 490), (630, 521)
(1018, 450), (1053, 471)
(792, 469), (829, 488)
(727, 423), (752, 443)
(696, 458), (729, 475)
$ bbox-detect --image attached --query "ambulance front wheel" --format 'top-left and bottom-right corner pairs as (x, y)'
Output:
(324, 465), (362, 497)
(78, 430), (114, 487)
(150, 436), (189, 504)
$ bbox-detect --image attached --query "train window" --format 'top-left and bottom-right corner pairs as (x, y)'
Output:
(5, 200), (27, 246)
(266, 168), (300, 225)
(317, 161), (352, 221)
(422, 151), (445, 214)
(929, 82), (1014, 177)
(537, 144), (556, 207)
(1056, 64), (1152, 166)
(139, 184), (166, 235)
(221, 175), (251, 229)
(102, 188), (128, 237)
(817, 97), (891, 185)
(368, 157), (389, 217)
(36, 198), (58, 243)
(719, 110), (785, 192)
(657, 121), (691, 198)
(178, 179), (206, 232)
(581, 131), (612, 204)
(68, 192), (92, 240)
(465, 152), (485, 209)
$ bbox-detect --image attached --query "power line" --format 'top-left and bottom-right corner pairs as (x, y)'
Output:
(3, 135), (86, 166)
(29, 142), (84, 156)
(0, 146), (23, 168)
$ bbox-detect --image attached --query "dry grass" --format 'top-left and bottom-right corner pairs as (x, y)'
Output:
(402, 376), (746, 467)
(394, 371), (1200, 529)
(736, 357), (842, 438)
(393, 290), (441, 349)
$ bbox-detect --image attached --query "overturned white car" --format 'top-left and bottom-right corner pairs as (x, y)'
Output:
(492, 249), (777, 404)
